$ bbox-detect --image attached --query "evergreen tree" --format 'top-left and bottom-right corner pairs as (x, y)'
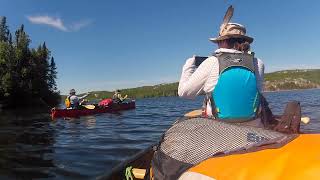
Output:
(0, 42), (12, 99)
(39, 42), (50, 94)
(0, 16), (9, 42)
(8, 33), (12, 44)
(0, 17), (15, 101)
(48, 57), (58, 91)
(0, 17), (60, 107)
(13, 24), (32, 98)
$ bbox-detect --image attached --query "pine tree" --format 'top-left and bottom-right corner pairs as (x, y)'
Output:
(8, 33), (12, 44)
(0, 18), (60, 107)
(14, 24), (31, 98)
(0, 17), (14, 101)
(48, 57), (57, 91)
(0, 16), (9, 42)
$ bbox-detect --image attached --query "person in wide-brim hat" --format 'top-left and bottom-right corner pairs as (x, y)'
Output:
(177, 5), (265, 124)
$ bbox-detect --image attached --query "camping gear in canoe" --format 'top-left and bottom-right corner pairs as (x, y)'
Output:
(51, 99), (135, 119)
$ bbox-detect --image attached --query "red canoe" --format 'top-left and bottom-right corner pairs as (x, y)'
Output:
(51, 100), (135, 119)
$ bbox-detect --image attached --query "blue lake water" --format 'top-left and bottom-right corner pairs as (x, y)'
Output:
(0, 89), (319, 179)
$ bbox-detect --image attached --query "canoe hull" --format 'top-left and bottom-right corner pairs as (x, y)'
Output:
(51, 101), (135, 119)
(100, 134), (320, 180)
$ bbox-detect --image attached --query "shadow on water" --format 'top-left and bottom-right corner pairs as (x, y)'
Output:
(0, 108), (55, 179)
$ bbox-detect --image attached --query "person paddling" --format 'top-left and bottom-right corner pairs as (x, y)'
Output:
(178, 6), (264, 126)
(65, 89), (90, 109)
(112, 90), (127, 104)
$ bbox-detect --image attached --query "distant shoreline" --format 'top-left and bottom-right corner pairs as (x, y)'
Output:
(264, 87), (320, 93)
(62, 69), (319, 101)
(82, 87), (319, 101)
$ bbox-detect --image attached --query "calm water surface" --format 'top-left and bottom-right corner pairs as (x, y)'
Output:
(0, 89), (319, 179)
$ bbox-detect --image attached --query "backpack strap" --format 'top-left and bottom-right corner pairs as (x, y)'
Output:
(216, 52), (255, 74)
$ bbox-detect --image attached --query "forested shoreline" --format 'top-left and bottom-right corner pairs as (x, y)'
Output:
(83, 69), (320, 101)
(0, 17), (60, 108)
(264, 69), (320, 91)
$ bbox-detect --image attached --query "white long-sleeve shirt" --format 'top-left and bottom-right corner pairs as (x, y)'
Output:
(69, 94), (88, 105)
(178, 48), (264, 99)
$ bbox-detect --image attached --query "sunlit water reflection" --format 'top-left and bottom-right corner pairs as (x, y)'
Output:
(0, 89), (319, 179)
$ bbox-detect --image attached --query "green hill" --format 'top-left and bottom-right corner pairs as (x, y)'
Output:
(75, 69), (320, 101)
(84, 82), (179, 101)
(264, 69), (320, 91)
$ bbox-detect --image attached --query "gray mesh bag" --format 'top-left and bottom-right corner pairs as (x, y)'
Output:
(151, 117), (295, 180)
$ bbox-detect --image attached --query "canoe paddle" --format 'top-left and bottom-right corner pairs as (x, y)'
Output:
(184, 109), (310, 124)
(184, 109), (202, 117)
(83, 104), (95, 109)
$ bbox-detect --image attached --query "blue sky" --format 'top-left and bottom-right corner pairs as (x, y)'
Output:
(1, 0), (320, 94)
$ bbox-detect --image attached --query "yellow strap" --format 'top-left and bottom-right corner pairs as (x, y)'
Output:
(132, 168), (146, 179)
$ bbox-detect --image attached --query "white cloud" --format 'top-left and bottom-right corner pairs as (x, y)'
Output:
(26, 15), (92, 32)
(70, 19), (92, 31)
(27, 15), (68, 31)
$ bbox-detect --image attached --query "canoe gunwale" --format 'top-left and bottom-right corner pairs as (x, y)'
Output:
(96, 144), (156, 180)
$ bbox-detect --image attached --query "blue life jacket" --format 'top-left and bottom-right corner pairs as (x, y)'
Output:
(212, 52), (260, 121)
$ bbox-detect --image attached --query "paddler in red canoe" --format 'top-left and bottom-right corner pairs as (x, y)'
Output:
(65, 89), (90, 109)
(112, 89), (127, 104)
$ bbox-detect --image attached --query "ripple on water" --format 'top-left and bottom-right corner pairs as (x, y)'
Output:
(0, 89), (319, 179)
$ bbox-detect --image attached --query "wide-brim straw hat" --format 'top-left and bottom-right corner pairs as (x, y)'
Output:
(210, 23), (253, 43)
(209, 6), (254, 43)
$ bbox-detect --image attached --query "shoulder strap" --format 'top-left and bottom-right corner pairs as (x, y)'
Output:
(216, 52), (255, 74)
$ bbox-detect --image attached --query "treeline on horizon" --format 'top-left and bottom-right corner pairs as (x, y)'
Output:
(265, 69), (320, 84)
(85, 69), (320, 101)
(264, 69), (320, 91)
(0, 17), (59, 108)
(85, 82), (179, 101)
